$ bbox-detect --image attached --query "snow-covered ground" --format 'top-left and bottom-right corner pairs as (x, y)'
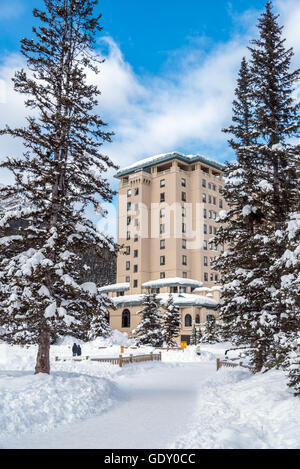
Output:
(0, 335), (299, 449)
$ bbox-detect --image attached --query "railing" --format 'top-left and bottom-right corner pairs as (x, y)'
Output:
(55, 352), (162, 368)
(216, 358), (255, 372)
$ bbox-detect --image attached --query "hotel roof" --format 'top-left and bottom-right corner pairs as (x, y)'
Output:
(115, 151), (225, 179)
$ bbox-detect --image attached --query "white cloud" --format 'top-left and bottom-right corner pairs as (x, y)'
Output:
(0, 2), (24, 20)
(0, 0), (299, 189)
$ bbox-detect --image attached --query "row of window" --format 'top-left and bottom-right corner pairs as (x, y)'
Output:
(120, 309), (215, 329)
(202, 180), (223, 193)
(202, 193), (223, 208)
(127, 188), (139, 197)
(204, 272), (219, 282)
(127, 181), (223, 199)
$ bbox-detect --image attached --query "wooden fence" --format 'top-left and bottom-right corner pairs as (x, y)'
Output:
(216, 358), (255, 372)
(55, 352), (161, 368)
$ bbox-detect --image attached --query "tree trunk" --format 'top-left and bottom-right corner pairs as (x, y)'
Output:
(35, 328), (50, 374)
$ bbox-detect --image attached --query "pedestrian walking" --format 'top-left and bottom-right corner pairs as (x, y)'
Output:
(72, 343), (78, 357)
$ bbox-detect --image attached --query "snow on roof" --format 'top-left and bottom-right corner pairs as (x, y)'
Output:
(193, 287), (211, 292)
(115, 151), (225, 178)
(98, 282), (130, 293)
(112, 292), (218, 309)
(141, 277), (203, 289)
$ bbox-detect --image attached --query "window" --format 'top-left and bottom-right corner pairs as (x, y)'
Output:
(182, 255), (187, 266)
(134, 264), (138, 273)
(204, 256), (208, 266)
(182, 192), (186, 202)
(215, 274), (219, 281)
(182, 271), (187, 278)
(182, 207), (186, 217)
(203, 240), (207, 250)
(160, 272), (165, 279)
(213, 197), (216, 205)
(127, 189), (131, 197)
(208, 182), (211, 190)
(160, 239), (165, 249)
(204, 272), (208, 281)
(151, 288), (160, 294)
(207, 314), (216, 323)
(202, 179), (206, 188)
(160, 193), (165, 202)
(219, 199), (223, 209)
(126, 261), (130, 271)
(181, 178), (186, 187)
(204, 224), (207, 234)
(125, 276), (130, 283)
(203, 208), (207, 218)
(134, 234), (138, 242)
(135, 188), (139, 196)
(209, 210), (212, 219)
(179, 286), (187, 293)
(133, 279), (138, 288)
(170, 286), (178, 293)
(212, 184), (216, 191)
(208, 195), (212, 204)
(184, 314), (192, 327)
(122, 309), (130, 328)
(134, 249), (138, 258)
(214, 227), (217, 235)
(160, 208), (165, 218)
(127, 202), (131, 211)
(127, 216), (131, 225)
(160, 223), (165, 234)
(117, 291), (124, 297)
(220, 244), (224, 253)
(160, 255), (165, 265)
(210, 273), (214, 281)
(209, 241), (213, 250)
(134, 218), (139, 226)
(160, 179), (165, 188)
(209, 225), (213, 234)
(126, 231), (131, 240)
(134, 203), (139, 211)
(125, 246), (130, 255)
(195, 314), (200, 324)
(202, 193), (206, 203)
(182, 239), (187, 249)
(219, 185), (223, 194)
(182, 223), (186, 233)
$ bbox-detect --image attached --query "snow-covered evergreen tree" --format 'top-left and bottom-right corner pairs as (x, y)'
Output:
(0, 0), (117, 373)
(200, 316), (220, 344)
(133, 293), (164, 347)
(215, 2), (300, 374)
(163, 294), (181, 347)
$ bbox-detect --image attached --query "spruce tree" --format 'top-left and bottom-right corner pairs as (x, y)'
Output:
(0, 0), (117, 374)
(246, 1), (300, 370)
(133, 293), (164, 347)
(200, 316), (220, 344)
(215, 2), (300, 374)
(163, 294), (181, 347)
(215, 57), (269, 366)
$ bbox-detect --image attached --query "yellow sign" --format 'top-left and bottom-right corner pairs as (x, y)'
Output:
(181, 341), (187, 349)
(120, 346), (124, 354)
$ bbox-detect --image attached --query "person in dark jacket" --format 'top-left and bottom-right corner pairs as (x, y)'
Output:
(77, 345), (82, 356)
(72, 343), (77, 357)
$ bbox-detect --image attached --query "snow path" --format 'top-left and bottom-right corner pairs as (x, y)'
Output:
(2, 363), (215, 449)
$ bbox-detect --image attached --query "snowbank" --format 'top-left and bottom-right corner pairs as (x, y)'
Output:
(172, 367), (300, 449)
(0, 371), (117, 437)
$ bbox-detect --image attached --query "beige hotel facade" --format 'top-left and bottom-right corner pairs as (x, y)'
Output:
(102, 152), (226, 344)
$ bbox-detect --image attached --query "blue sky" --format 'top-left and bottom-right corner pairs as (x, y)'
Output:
(0, 0), (299, 236)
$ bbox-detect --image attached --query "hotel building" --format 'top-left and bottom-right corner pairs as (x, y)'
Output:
(102, 152), (226, 344)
